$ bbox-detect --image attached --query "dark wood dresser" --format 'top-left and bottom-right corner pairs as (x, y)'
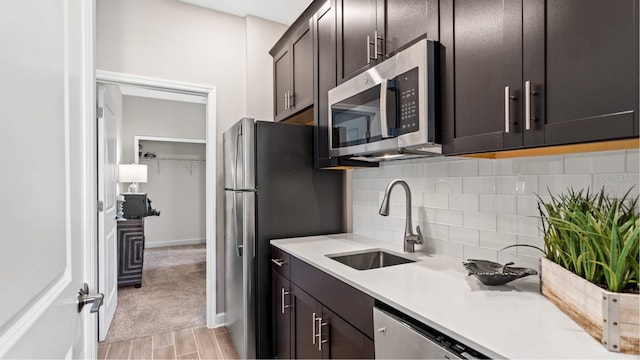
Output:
(117, 219), (145, 288)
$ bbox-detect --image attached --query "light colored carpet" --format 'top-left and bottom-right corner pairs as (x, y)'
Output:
(103, 244), (206, 343)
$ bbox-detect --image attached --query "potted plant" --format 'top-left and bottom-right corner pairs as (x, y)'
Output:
(537, 187), (639, 354)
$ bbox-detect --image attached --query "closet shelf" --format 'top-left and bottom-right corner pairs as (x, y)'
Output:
(139, 157), (205, 175)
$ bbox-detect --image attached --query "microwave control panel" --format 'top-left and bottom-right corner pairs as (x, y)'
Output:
(397, 67), (420, 135)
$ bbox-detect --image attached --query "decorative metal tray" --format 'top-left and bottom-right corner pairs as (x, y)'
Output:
(463, 259), (538, 286)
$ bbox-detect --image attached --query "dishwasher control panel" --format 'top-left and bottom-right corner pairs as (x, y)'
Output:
(373, 304), (489, 359)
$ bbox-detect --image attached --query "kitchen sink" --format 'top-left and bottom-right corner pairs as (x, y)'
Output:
(327, 249), (417, 270)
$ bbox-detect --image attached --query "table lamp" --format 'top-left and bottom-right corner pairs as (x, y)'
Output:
(118, 164), (148, 193)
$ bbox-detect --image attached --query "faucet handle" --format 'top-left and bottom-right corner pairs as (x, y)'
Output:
(406, 226), (424, 245)
(415, 225), (424, 244)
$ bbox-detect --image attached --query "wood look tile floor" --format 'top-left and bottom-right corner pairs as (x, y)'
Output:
(98, 326), (239, 360)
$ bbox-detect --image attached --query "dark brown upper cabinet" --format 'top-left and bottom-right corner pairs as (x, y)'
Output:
(312, 0), (380, 169)
(271, 24), (314, 122)
(335, 0), (437, 84)
(441, 0), (639, 155)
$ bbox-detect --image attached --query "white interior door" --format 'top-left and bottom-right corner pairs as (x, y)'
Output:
(97, 84), (121, 341)
(0, 0), (96, 358)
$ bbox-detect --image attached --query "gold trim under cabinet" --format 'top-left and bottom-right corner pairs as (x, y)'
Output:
(462, 138), (639, 159)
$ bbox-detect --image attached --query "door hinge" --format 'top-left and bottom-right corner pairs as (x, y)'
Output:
(97, 106), (104, 119)
(97, 200), (104, 212)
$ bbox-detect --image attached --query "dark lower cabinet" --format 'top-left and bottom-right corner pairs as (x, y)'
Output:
(442, 0), (639, 155)
(272, 270), (293, 359)
(272, 246), (375, 359)
(116, 219), (144, 287)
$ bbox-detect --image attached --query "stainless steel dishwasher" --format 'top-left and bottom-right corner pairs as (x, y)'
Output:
(374, 307), (489, 359)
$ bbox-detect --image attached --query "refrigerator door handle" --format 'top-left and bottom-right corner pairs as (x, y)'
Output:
(232, 191), (243, 257)
(233, 124), (241, 190)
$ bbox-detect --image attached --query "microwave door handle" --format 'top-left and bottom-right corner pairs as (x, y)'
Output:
(379, 79), (391, 138)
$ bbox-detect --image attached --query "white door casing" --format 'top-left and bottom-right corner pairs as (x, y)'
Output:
(97, 84), (120, 341)
(95, 70), (219, 327)
(0, 0), (96, 358)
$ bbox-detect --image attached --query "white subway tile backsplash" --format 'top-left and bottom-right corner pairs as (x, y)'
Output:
(352, 149), (638, 261)
(516, 235), (545, 257)
(414, 207), (436, 224)
(423, 161), (449, 178)
(424, 238), (463, 258)
(423, 193), (449, 209)
(435, 209), (463, 227)
(449, 227), (480, 246)
(449, 194), (479, 211)
(497, 214), (540, 237)
(564, 151), (626, 174)
(479, 158), (516, 176)
(422, 222), (448, 241)
(448, 159), (479, 177)
(463, 211), (496, 231)
(539, 174), (591, 194)
(496, 175), (538, 195)
(479, 231), (517, 252)
(593, 173), (640, 199)
(479, 194), (517, 214)
(435, 177), (463, 193)
(626, 150), (639, 173)
(516, 155), (563, 175)
(463, 246), (498, 262)
(497, 252), (541, 272)
(516, 195), (541, 217)
(463, 176), (496, 194)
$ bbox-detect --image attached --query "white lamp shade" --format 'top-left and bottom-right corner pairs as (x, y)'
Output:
(118, 164), (148, 183)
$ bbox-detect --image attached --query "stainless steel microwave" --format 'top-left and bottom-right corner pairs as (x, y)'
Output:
(328, 39), (440, 161)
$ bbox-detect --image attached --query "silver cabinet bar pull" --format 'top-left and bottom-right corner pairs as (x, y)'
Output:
(281, 287), (291, 314)
(317, 318), (328, 351)
(271, 258), (285, 267)
(366, 35), (371, 64)
(312, 312), (317, 344)
(373, 30), (379, 60)
(504, 86), (510, 133)
(504, 86), (517, 133)
(525, 81), (531, 130)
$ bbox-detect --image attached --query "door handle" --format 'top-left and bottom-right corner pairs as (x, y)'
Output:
(380, 78), (390, 138)
(316, 316), (328, 351)
(271, 258), (286, 267)
(77, 283), (104, 313)
(525, 81), (537, 130)
(504, 86), (517, 133)
(281, 287), (291, 314)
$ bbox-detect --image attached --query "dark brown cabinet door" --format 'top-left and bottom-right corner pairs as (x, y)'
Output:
(528, 0), (639, 145)
(321, 307), (375, 359)
(336, 0), (378, 83)
(385, 0), (432, 55)
(274, 47), (291, 121)
(292, 284), (323, 359)
(272, 270), (292, 359)
(441, 0), (524, 154)
(292, 26), (314, 112)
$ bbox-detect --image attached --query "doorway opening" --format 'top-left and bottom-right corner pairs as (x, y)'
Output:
(95, 71), (220, 354)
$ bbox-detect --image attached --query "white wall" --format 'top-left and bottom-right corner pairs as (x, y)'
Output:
(96, 0), (286, 316)
(245, 15), (287, 120)
(121, 96), (206, 247)
(352, 149), (640, 271)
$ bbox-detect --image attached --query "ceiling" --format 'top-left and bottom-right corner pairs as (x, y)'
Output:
(178, 0), (312, 25)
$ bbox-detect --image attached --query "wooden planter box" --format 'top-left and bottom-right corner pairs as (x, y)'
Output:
(541, 257), (639, 354)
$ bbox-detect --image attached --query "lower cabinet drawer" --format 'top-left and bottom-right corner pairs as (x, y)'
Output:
(291, 256), (374, 339)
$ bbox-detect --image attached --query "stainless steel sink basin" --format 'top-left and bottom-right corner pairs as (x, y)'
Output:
(327, 249), (416, 270)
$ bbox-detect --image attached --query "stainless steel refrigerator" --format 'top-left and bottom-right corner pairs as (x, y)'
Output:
(223, 118), (345, 359)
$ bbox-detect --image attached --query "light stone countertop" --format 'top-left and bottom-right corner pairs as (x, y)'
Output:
(271, 233), (637, 359)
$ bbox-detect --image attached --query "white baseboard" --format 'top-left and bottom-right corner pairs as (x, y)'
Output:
(145, 237), (206, 248)
(214, 312), (226, 327)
